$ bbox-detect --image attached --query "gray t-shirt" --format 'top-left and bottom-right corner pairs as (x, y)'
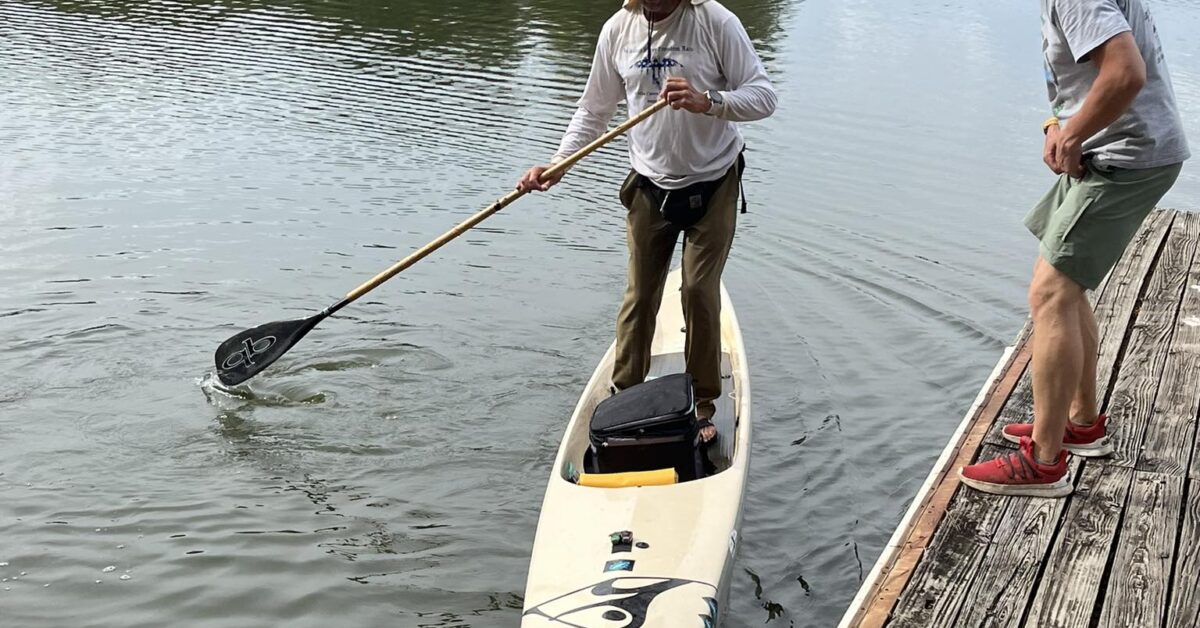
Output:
(1041, 0), (1190, 168)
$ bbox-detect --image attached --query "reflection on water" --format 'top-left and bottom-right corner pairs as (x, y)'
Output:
(2, 0), (1199, 626)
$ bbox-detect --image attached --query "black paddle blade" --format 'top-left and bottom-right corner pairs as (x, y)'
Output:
(214, 314), (324, 386)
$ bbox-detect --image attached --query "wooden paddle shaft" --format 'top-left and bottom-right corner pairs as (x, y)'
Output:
(342, 99), (669, 303)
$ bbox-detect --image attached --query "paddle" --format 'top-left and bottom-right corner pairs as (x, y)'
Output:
(214, 99), (669, 386)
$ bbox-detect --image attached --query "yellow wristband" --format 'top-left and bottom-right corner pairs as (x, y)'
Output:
(1042, 116), (1060, 132)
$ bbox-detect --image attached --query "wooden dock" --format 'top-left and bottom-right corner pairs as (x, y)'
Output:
(839, 209), (1200, 628)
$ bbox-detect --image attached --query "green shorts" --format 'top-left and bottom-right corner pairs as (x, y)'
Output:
(1024, 161), (1183, 290)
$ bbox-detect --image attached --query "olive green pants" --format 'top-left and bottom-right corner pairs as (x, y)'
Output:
(611, 164), (739, 420)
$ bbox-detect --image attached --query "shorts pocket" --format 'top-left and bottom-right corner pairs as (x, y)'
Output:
(1060, 194), (1097, 243)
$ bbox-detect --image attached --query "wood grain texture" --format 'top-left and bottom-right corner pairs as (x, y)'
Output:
(951, 456), (1081, 628)
(1106, 212), (1198, 468)
(1025, 462), (1133, 628)
(1093, 209), (1175, 408)
(1139, 213), (1200, 476)
(888, 448), (1012, 628)
(1098, 471), (1184, 628)
(1166, 482), (1200, 628)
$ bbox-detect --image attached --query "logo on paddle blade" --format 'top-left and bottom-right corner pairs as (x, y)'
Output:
(220, 336), (277, 371)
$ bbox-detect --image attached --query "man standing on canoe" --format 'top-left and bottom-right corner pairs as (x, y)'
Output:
(517, 0), (776, 443)
(961, 0), (1188, 497)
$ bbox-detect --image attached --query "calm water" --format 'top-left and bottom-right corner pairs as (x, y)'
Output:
(2, 0), (1198, 626)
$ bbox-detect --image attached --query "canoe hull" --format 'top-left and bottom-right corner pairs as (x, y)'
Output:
(522, 270), (751, 627)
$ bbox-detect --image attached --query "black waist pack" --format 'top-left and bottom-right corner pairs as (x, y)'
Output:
(632, 153), (746, 229)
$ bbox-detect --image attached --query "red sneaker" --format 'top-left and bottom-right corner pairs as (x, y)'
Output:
(1002, 413), (1112, 457)
(959, 436), (1071, 497)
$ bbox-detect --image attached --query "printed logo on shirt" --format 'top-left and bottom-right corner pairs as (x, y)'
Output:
(627, 45), (693, 87)
(632, 53), (684, 88)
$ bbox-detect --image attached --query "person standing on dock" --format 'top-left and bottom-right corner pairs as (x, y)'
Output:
(515, 0), (776, 443)
(961, 0), (1189, 497)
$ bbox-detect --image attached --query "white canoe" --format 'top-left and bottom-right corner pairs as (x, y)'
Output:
(521, 269), (751, 628)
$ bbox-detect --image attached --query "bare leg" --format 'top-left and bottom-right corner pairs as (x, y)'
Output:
(1029, 258), (1088, 462)
(1070, 297), (1100, 426)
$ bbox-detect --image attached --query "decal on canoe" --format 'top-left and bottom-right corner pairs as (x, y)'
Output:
(522, 577), (717, 627)
(703, 597), (719, 628)
(604, 559), (635, 572)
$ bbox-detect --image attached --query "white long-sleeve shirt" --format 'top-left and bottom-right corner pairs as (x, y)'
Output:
(552, 0), (777, 189)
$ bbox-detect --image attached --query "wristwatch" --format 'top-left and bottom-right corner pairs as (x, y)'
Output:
(704, 89), (724, 116)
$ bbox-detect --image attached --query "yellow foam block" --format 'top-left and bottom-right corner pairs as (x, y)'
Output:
(577, 468), (678, 488)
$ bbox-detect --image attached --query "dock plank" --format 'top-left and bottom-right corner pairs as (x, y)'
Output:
(1167, 483), (1200, 628)
(1105, 211), (1197, 468)
(887, 445), (1082, 628)
(1093, 209), (1175, 410)
(1098, 471), (1184, 628)
(1139, 214), (1200, 476)
(887, 466), (1009, 627)
(1025, 462), (1133, 628)
(951, 459), (1080, 628)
